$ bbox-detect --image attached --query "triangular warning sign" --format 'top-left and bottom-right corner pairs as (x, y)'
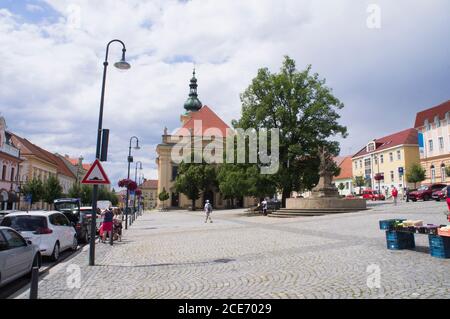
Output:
(81, 159), (111, 185)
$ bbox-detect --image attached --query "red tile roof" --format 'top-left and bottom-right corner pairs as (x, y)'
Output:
(174, 105), (230, 137)
(140, 179), (158, 189)
(334, 156), (353, 180)
(352, 128), (418, 158)
(10, 133), (76, 179)
(65, 156), (91, 171)
(414, 100), (450, 128)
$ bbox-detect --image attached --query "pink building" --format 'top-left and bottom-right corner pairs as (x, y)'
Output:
(0, 117), (22, 210)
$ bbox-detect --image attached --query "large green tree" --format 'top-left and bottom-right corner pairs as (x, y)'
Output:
(43, 175), (63, 204)
(353, 176), (365, 195)
(21, 178), (44, 205)
(174, 162), (216, 211)
(233, 56), (347, 206)
(217, 164), (248, 207)
(406, 163), (426, 188)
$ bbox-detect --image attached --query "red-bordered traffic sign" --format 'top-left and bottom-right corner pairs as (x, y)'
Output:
(81, 159), (111, 185)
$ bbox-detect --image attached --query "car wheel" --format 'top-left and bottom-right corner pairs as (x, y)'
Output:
(71, 236), (78, 251)
(423, 195), (430, 201)
(50, 242), (60, 262)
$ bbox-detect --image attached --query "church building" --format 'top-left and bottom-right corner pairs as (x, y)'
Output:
(155, 71), (257, 209)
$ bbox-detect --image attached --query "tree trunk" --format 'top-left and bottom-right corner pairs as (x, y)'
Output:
(191, 198), (196, 211)
(281, 189), (291, 208)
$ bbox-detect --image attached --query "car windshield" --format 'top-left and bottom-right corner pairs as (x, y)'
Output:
(1, 215), (47, 232)
(417, 185), (429, 191)
(55, 202), (78, 211)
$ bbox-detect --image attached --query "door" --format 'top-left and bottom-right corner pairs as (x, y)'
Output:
(171, 193), (179, 208)
(0, 229), (31, 281)
(56, 214), (73, 249)
(49, 213), (67, 249)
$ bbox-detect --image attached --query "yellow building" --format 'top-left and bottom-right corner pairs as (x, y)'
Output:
(140, 179), (158, 209)
(156, 71), (256, 209)
(352, 128), (420, 195)
(414, 100), (450, 184)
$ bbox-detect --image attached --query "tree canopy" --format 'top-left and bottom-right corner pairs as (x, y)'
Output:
(232, 56), (347, 206)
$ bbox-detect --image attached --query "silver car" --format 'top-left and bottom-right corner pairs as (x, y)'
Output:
(0, 226), (41, 287)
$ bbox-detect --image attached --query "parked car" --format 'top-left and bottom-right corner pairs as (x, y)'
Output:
(0, 211), (18, 224)
(0, 226), (41, 287)
(54, 198), (91, 243)
(0, 211), (78, 261)
(361, 190), (386, 201)
(432, 186), (447, 201)
(408, 183), (447, 202)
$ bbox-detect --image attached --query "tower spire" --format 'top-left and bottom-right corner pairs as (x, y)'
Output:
(184, 68), (202, 112)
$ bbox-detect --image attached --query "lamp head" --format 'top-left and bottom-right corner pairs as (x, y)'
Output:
(114, 50), (131, 70)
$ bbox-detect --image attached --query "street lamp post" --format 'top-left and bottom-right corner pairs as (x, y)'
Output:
(133, 161), (143, 221)
(89, 39), (131, 266)
(125, 136), (139, 230)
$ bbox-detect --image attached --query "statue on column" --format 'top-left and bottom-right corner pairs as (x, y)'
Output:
(311, 146), (340, 198)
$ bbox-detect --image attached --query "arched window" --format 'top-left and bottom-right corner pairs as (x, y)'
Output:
(441, 163), (447, 182)
(424, 119), (430, 131)
(435, 116), (441, 128)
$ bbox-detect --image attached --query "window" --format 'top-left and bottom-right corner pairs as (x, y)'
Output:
(359, 160), (362, 168)
(0, 232), (7, 251)
(364, 158), (371, 167)
(431, 165), (436, 183)
(425, 119), (431, 131)
(374, 155), (378, 165)
(397, 150), (401, 161)
(10, 167), (14, 182)
(1, 165), (6, 180)
(429, 140), (434, 152)
(380, 155), (384, 164)
(345, 182), (349, 190)
(390, 171), (394, 182)
(3, 229), (26, 248)
(389, 153), (394, 162)
(355, 161), (358, 169)
(171, 166), (178, 181)
(435, 116), (440, 128)
(367, 142), (375, 152)
(439, 137), (444, 150)
(441, 164), (446, 182)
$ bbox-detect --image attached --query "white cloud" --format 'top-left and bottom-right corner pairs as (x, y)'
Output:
(0, 0), (449, 185)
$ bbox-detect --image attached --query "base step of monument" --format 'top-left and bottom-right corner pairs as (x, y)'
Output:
(268, 208), (367, 218)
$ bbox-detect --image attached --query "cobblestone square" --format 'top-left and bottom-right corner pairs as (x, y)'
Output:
(14, 201), (450, 299)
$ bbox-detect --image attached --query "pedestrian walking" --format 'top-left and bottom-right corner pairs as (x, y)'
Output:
(204, 200), (213, 223)
(261, 199), (268, 216)
(405, 187), (410, 202)
(101, 207), (114, 243)
(392, 187), (399, 206)
(445, 185), (450, 222)
(113, 208), (123, 241)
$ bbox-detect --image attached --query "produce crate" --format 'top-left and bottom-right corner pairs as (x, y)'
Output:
(385, 231), (415, 250)
(417, 224), (440, 235)
(437, 227), (450, 237)
(428, 235), (450, 258)
(379, 219), (406, 230)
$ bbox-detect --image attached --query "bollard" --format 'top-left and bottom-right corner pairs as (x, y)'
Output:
(29, 266), (39, 299)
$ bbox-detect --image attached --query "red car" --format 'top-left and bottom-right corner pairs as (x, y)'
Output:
(362, 190), (386, 201)
(409, 183), (447, 202)
(432, 186), (447, 201)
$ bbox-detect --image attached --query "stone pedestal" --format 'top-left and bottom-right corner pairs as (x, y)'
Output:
(285, 197), (367, 210)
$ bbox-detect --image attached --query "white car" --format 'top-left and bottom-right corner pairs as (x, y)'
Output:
(0, 211), (78, 261)
(0, 226), (41, 287)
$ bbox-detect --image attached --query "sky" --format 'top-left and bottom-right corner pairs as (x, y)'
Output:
(0, 0), (449, 187)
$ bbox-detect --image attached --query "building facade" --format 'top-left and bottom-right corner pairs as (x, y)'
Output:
(352, 128), (420, 196)
(332, 156), (354, 196)
(414, 100), (450, 184)
(156, 71), (256, 209)
(10, 133), (76, 209)
(140, 179), (158, 209)
(0, 117), (22, 210)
